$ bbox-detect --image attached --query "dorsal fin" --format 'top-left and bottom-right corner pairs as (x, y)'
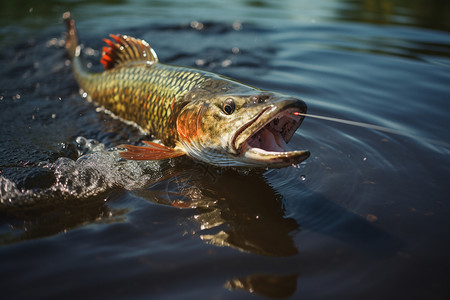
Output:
(100, 34), (158, 69)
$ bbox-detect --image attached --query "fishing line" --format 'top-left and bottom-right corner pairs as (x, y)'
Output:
(294, 112), (450, 149)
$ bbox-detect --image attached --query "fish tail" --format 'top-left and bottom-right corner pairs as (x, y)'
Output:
(63, 11), (79, 59)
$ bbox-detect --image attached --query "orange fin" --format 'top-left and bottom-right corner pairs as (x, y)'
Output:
(119, 141), (185, 161)
(100, 34), (158, 70)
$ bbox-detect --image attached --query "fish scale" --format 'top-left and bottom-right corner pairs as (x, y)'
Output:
(75, 62), (208, 146)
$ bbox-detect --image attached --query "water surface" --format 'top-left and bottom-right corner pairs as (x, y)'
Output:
(1, 0), (449, 299)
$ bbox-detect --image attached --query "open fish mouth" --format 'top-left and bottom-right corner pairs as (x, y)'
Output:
(233, 104), (310, 168)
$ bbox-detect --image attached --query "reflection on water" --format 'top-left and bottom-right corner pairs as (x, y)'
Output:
(191, 169), (300, 257)
(338, 0), (450, 31)
(225, 273), (298, 298)
(134, 162), (301, 257)
(0, 193), (128, 245)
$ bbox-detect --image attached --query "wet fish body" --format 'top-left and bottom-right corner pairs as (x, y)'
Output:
(64, 12), (309, 168)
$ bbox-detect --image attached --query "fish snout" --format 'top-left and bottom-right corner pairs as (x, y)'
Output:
(272, 96), (307, 115)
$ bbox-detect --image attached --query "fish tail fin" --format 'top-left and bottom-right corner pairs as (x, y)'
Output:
(63, 11), (79, 59)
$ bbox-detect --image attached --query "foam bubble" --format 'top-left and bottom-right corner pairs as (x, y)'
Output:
(1, 137), (171, 207)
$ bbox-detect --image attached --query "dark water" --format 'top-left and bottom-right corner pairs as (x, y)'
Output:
(1, 0), (450, 299)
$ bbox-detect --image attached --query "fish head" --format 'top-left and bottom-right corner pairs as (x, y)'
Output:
(177, 91), (310, 168)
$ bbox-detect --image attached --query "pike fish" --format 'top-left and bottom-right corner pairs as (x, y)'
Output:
(64, 12), (310, 168)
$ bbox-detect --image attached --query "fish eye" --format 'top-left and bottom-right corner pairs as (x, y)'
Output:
(222, 98), (235, 115)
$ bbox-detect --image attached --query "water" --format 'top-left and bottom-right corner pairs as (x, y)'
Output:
(1, 0), (449, 299)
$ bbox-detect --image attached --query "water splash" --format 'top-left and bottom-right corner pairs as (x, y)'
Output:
(0, 137), (172, 207)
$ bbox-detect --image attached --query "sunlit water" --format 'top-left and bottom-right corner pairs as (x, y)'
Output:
(1, 0), (449, 299)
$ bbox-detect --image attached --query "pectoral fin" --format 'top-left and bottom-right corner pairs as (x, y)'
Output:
(119, 141), (185, 160)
